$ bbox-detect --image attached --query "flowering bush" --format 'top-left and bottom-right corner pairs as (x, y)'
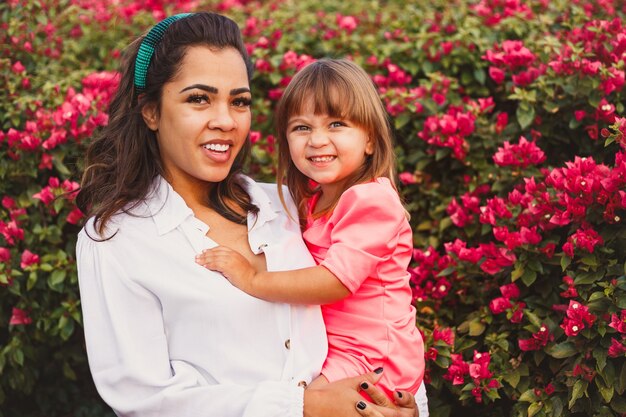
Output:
(1, 0), (625, 416)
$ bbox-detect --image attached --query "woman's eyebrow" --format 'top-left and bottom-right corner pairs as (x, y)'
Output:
(178, 85), (251, 96)
(179, 84), (217, 94)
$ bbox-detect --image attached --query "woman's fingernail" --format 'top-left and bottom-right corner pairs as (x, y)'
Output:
(396, 390), (403, 398)
(356, 401), (367, 410)
(374, 367), (383, 374)
(360, 382), (369, 390)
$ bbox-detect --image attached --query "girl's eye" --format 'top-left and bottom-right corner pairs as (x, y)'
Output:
(292, 125), (310, 132)
(187, 93), (209, 104)
(329, 121), (346, 128)
(233, 97), (252, 107)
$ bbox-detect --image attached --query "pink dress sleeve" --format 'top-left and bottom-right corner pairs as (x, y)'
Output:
(320, 181), (406, 294)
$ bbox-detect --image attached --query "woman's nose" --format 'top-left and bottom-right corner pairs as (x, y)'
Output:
(207, 104), (236, 131)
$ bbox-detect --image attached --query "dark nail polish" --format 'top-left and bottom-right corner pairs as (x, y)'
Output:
(374, 367), (383, 374)
(357, 401), (367, 410)
(396, 391), (403, 398)
(360, 382), (369, 390)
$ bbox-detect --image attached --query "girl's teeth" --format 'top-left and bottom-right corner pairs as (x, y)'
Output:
(311, 156), (335, 162)
(203, 143), (230, 152)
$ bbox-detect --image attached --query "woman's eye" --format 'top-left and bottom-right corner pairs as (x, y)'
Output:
(233, 97), (252, 107)
(187, 94), (209, 104)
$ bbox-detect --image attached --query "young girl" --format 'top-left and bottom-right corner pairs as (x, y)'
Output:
(196, 58), (425, 402)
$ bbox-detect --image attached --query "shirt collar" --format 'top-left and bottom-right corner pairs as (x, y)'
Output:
(146, 175), (281, 236)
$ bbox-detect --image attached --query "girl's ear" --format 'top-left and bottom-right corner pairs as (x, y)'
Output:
(365, 137), (375, 155)
(141, 102), (159, 131)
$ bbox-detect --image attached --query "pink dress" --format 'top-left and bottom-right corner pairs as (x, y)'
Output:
(303, 177), (425, 395)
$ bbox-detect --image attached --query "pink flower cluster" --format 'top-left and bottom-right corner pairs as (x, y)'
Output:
(488, 283), (525, 323)
(560, 300), (596, 337)
(417, 106), (476, 160)
(471, 0), (540, 26)
(445, 239), (516, 275)
(549, 18), (626, 95)
(0, 71), (118, 166)
(446, 184), (491, 227)
(409, 247), (456, 303)
(608, 310), (626, 357)
(492, 136), (546, 169)
(443, 351), (500, 403)
(483, 40), (545, 86)
(518, 324), (553, 351)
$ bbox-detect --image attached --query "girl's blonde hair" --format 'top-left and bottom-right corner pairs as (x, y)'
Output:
(275, 58), (398, 226)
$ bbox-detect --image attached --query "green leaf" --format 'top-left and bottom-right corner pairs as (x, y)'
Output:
(12, 349), (24, 367)
(503, 368), (521, 389)
(49, 270), (66, 287)
(27, 271), (37, 291)
(528, 402), (543, 417)
(618, 362), (626, 395)
(474, 68), (486, 85)
(394, 112), (411, 129)
(611, 395), (626, 413)
(596, 378), (614, 403)
(546, 342), (577, 359)
(594, 348), (607, 373)
(519, 389), (538, 403)
(511, 262), (524, 281)
(569, 379), (587, 409)
(516, 103), (535, 130)
(469, 320), (486, 336)
(521, 269), (537, 286)
(561, 255), (571, 271)
(550, 396), (564, 417)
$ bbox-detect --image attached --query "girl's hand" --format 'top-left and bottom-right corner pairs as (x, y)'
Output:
(195, 246), (256, 291)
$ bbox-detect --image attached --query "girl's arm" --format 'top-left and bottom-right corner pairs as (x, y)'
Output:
(196, 246), (350, 304)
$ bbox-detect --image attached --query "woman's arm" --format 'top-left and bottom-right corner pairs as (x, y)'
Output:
(196, 246), (350, 304)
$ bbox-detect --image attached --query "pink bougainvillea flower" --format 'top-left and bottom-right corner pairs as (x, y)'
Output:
(489, 296), (512, 314)
(608, 338), (626, 358)
(443, 353), (470, 385)
(493, 136), (546, 168)
(9, 307), (32, 325)
(20, 249), (40, 269)
(609, 310), (626, 333)
(433, 326), (455, 345)
(398, 172), (417, 185)
(499, 283), (520, 299)
(0, 247), (10, 263)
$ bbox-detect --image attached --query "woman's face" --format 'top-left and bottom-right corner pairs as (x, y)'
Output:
(143, 46), (251, 194)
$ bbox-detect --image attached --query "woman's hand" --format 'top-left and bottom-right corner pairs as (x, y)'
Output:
(355, 384), (419, 417)
(303, 369), (418, 417)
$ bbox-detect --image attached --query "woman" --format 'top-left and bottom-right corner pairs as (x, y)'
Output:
(76, 12), (421, 417)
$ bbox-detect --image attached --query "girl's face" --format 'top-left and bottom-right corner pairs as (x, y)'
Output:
(142, 46), (251, 196)
(286, 98), (374, 200)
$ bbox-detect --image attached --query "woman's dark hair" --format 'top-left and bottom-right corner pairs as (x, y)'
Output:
(76, 12), (256, 237)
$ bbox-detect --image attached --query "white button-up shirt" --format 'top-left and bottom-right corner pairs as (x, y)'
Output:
(77, 175), (327, 417)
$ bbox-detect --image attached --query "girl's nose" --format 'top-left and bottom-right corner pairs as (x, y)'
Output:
(207, 104), (236, 131)
(308, 130), (329, 147)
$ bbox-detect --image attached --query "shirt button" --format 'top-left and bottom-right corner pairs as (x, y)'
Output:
(297, 380), (308, 388)
(284, 339), (291, 350)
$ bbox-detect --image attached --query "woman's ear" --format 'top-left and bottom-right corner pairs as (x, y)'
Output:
(141, 102), (159, 131)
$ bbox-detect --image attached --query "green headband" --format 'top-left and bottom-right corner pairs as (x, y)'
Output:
(134, 13), (194, 92)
